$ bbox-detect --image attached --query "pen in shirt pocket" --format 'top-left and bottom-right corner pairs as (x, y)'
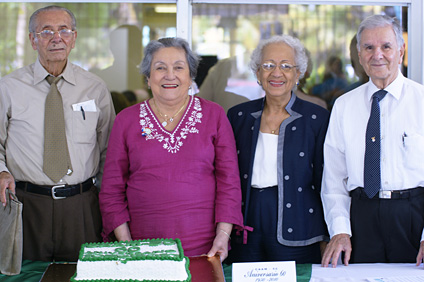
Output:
(402, 132), (407, 147)
(80, 106), (85, 120)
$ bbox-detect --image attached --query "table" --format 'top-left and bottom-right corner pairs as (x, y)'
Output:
(0, 260), (312, 282)
(310, 263), (424, 281)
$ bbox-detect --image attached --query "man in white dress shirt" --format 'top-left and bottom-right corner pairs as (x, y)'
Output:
(321, 14), (424, 267)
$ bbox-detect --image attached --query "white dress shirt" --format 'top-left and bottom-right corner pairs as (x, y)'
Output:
(321, 71), (424, 241)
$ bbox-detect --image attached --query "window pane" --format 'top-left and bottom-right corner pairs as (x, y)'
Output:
(0, 2), (176, 108)
(192, 4), (406, 111)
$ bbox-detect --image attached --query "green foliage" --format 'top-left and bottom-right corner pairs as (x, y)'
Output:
(0, 3), (140, 77)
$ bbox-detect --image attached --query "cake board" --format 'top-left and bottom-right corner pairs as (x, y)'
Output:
(39, 255), (225, 282)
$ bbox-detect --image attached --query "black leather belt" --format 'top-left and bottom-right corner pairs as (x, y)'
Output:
(351, 187), (424, 199)
(16, 178), (93, 199)
(253, 185), (278, 192)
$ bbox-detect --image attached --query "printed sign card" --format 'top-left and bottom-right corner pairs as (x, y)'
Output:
(232, 261), (296, 282)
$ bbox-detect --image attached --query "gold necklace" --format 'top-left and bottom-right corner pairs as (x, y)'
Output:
(270, 127), (279, 134)
(263, 111), (282, 135)
(153, 96), (188, 127)
(265, 118), (280, 134)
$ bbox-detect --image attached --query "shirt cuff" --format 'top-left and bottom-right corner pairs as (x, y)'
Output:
(329, 216), (352, 238)
(0, 165), (10, 175)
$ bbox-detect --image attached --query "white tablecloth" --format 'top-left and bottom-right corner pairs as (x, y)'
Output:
(311, 263), (424, 282)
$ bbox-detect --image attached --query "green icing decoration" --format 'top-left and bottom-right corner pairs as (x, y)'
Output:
(162, 240), (175, 246)
(115, 247), (127, 254)
(148, 240), (161, 247)
(80, 238), (185, 262)
(128, 246), (140, 253)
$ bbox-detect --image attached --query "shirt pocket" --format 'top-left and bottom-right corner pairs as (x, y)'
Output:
(403, 133), (424, 170)
(72, 111), (98, 144)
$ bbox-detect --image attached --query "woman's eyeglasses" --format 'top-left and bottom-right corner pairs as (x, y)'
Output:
(261, 62), (298, 72)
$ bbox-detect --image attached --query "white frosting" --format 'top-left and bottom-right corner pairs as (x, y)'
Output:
(74, 258), (188, 280)
(73, 240), (189, 281)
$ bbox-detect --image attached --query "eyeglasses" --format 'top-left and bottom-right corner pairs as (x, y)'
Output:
(35, 29), (75, 40)
(261, 62), (298, 72)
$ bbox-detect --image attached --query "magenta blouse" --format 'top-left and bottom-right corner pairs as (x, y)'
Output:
(99, 96), (243, 256)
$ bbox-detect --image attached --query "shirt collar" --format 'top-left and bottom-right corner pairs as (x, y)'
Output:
(366, 71), (404, 102)
(251, 97), (265, 119)
(285, 91), (296, 111)
(33, 58), (76, 86)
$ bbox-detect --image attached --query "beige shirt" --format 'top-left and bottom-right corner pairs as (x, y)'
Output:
(0, 59), (115, 185)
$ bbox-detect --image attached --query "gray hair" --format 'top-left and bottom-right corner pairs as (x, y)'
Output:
(356, 15), (404, 51)
(249, 35), (308, 80)
(140, 37), (200, 80)
(29, 5), (77, 33)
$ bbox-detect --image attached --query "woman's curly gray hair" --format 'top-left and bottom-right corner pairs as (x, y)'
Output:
(249, 35), (308, 80)
(140, 37), (200, 80)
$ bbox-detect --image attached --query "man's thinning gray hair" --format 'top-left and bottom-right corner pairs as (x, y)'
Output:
(356, 14), (404, 51)
(29, 5), (77, 33)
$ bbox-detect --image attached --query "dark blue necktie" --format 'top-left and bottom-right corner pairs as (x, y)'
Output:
(364, 90), (388, 198)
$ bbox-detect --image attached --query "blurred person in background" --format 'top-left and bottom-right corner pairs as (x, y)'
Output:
(310, 55), (348, 108)
(295, 48), (328, 109)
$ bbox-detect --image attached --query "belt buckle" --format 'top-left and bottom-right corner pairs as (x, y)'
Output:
(379, 190), (392, 199)
(51, 185), (66, 200)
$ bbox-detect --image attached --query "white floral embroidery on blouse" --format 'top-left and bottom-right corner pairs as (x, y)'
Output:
(139, 96), (202, 153)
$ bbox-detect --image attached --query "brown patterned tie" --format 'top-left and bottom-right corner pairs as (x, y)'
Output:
(43, 76), (72, 182)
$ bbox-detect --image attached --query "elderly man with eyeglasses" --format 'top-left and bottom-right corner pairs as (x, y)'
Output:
(0, 5), (115, 262)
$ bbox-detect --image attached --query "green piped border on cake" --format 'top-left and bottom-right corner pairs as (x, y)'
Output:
(69, 256), (191, 282)
(70, 238), (191, 282)
(79, 238), (185, 262)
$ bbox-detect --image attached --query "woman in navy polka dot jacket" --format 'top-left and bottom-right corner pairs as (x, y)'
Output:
(227, 35), (330, 264)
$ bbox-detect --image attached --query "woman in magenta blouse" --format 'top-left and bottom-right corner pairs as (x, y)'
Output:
(99, 37), (243, 261)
